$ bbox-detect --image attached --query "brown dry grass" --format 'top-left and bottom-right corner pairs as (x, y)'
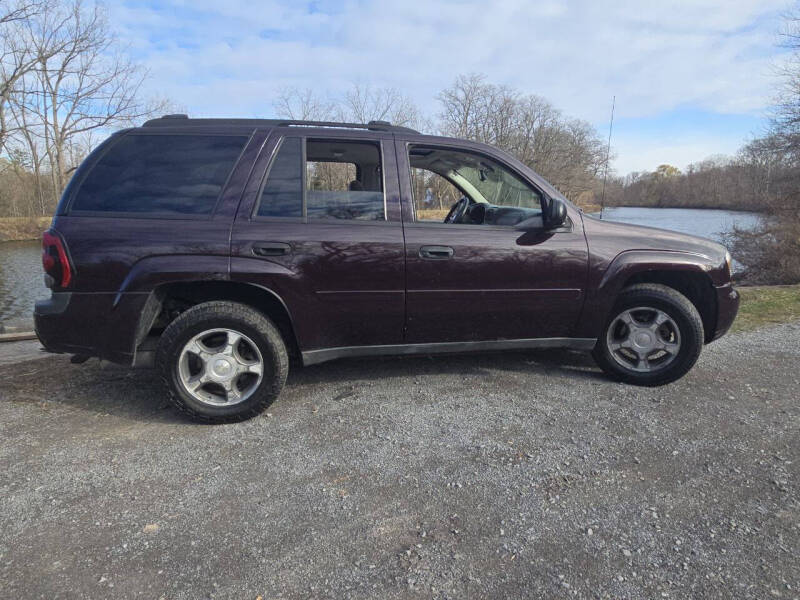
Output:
(0, 217), (52, 242)
(415, 209), (451, 221)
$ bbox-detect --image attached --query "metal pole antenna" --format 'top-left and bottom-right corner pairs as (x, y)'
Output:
(599, 95), (615, 220)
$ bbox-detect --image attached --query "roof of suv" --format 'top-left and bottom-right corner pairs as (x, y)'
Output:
(142, 114), (420, 134)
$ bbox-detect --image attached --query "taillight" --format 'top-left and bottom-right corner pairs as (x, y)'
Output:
(42, 230), (72, 288)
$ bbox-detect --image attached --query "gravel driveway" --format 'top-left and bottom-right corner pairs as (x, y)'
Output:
(1, 323), (798, 599)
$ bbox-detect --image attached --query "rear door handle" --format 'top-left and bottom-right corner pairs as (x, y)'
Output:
(252, 242), (291, 257)
(419, 245), (454, 260)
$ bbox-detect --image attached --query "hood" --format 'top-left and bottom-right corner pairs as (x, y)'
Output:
(582, 213), (729, 263)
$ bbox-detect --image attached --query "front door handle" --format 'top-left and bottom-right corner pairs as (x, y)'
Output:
(419, 245), (454, 260)
(252, 242), (291, 257)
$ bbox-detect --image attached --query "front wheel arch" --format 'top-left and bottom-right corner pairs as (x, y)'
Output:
(620, 271), (717, 343)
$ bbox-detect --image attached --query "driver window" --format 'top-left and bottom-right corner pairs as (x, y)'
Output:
(408, 145), (542, 226)
(410, 168), (461, 222)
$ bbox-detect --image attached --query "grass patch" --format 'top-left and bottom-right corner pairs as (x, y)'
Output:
(732, 284), (800, 332)
(0, 217), (51, 242)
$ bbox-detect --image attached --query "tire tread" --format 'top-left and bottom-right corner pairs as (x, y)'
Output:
(156, 301), (288, 423)
(592, 283), (704, 386)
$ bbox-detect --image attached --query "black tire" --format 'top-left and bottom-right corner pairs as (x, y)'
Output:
(592, 283), (704, 386)
(156, 301), (289, 423)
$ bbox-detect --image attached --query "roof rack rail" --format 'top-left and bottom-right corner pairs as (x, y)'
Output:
(142, 115), (419, 134)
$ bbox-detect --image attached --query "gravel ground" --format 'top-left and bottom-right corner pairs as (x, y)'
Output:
(0, 323), (798, 599)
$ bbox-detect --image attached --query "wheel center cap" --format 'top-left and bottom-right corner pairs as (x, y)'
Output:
(211, 357), (234, 378)
(633, 331), (653, 348)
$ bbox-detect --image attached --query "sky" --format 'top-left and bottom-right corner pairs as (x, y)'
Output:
(108, 0), (794, 175)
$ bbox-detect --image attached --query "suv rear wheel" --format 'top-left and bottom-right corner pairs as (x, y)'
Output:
(156, 301), (288, 422)
(592, 284), (704, 386)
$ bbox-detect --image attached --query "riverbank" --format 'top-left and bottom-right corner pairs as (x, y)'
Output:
(603, 201), (762, 212)
(0, 217), (51, 242)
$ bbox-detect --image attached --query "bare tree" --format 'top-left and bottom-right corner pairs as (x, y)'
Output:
(773, 11), (800, 159)
(274, 83), (421, 129)
(341, 84), (420, 128)
(1, 0), (170, 217)
(0, 0), (47, 152)
(11, 0), (160, 199)
(273, 86), (336, 121)
(438, 74), (607, 206)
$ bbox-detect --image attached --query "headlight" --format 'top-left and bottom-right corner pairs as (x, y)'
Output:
(725, 251), (733, 277)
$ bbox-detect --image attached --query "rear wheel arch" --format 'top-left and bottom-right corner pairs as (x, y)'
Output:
(136, 280), (300, 359)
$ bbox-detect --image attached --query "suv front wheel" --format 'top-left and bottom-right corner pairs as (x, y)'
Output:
(592, 284), (704, 386)
(156, 301), (289, 422)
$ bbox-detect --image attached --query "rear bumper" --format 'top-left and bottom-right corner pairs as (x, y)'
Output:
(711, 283), (740, 341)
(34, 293), (83, 355)
(34, 291), (149, 365)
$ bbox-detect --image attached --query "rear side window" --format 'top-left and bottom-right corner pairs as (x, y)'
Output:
(71, 134), (247, 215)
(256, 137), (385, 221)
(306, 140), (384, 221)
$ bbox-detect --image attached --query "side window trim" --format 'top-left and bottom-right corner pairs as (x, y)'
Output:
(301, 137), (309, 219)
(251, 135), (304, 222)
(252, 134), (389, 223)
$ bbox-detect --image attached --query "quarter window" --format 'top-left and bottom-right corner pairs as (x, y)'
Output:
(72, 134), (247, 215)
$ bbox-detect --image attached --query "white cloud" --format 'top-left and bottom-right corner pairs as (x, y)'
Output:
(106, 0), (791, 172)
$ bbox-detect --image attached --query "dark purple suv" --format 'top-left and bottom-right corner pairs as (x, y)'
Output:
(34, 116), (739, 422)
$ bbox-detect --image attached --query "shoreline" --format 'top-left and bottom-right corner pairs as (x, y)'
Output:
(599, 204), (762, 213)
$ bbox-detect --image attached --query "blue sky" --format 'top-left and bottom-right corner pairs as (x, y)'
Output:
(109, 0), (794, 174)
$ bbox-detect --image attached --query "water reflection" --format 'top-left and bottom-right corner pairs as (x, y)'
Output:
(598, 207), (761, 243)
(0, 240), (47, 328)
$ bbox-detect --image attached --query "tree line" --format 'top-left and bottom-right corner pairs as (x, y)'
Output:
(1, 1), (798, 283)
(601, 140), (784, 213)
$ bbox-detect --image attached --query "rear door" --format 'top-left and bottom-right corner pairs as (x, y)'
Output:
(230, 128), (405, 353)
(396, 137), (589, 344)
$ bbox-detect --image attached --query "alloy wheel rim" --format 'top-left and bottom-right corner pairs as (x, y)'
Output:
(606, 306), (681, 373)
(177, 328), (264, 406)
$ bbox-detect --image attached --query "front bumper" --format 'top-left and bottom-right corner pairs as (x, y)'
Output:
(711, 283), (740, 341)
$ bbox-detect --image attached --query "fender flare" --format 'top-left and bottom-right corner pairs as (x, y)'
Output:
(575, 249), (719, 339)
(597, 249), (717, 297)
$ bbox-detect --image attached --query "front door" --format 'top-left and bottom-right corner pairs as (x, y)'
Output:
(396, 139), (589, 344)
(231, 129), (405, 353)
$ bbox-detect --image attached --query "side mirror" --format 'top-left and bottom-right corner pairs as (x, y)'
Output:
(544, 198), (567, 229)
(514, 215), (544, 231)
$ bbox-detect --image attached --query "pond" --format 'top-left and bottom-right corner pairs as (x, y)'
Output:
(597, 206), (761, 245)
(0, 240), (48, 331)
(0, 207), (762, 329)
